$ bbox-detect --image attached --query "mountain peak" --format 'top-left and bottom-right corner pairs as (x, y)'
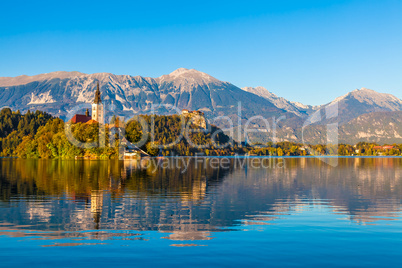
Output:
(169, 68), (216, 78)
(169, 68), (191, 77)
(326, 87), (402, 118)
(158, 68), (219, 85)
(352, 87), (374, 93)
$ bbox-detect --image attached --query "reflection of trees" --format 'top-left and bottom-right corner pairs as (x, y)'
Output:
(0, 159), (125, 199)
(0, 158), (233, 240)
(0, 158), (232, 200)
(0, 158), (402, 241)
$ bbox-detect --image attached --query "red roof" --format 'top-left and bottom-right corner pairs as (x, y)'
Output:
(85, 119), (98, 124)
(374, 145), (397, 150)
(69, 114), (92, 124)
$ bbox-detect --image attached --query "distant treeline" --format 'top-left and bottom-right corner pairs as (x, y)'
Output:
(0, 108), (401, 159)
(247, 142), (402, 156)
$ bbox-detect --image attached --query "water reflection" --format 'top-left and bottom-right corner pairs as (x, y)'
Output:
(0, 157), (402, 243)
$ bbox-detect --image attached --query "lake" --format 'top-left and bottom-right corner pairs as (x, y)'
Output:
(0, 157), (402, 267)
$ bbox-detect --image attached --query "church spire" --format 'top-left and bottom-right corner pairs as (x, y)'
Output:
(93, 81), (102, 104)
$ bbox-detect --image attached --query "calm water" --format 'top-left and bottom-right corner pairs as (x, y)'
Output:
(0, 157), (402, 267)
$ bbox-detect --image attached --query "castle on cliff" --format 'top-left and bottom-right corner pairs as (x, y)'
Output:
(181, 109), (209, 130)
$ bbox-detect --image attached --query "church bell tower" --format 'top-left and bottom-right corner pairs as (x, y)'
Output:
(92, 81), (104, 124)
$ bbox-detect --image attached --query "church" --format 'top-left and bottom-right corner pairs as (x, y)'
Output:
(69, 82), (104, 124)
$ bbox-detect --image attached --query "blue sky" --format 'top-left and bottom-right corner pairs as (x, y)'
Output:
(0, 0), (401, 105)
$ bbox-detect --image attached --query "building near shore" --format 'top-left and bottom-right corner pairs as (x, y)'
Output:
(91, 82), (104, 124)
(69, 82), (104, 124)
(70, 109), (92, 123)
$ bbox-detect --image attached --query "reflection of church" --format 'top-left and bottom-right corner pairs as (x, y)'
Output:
(90, 190), (104, 229)
(70, 82), (104, 124)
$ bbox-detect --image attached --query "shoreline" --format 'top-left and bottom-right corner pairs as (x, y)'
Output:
(1, 155), (402, 160)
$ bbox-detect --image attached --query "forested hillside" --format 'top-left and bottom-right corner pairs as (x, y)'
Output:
(1, 108), (401, 159)
(0, 108), (53, 156)
(0, 109), (243, 158)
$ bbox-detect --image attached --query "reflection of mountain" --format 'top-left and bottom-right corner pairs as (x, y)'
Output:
(0, 158), (402, 241)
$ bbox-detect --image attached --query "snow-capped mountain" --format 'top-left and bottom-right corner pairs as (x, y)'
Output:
(328, 88), (402, 110)
(0, 69), (402, 143)
(0, 68), (297, 125)
(316, 87), (402, 125)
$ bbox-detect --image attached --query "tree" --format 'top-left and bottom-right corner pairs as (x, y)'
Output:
(146, 142), (159, 156)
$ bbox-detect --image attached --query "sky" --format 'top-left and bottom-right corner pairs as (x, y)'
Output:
(0, 0), (401, 105)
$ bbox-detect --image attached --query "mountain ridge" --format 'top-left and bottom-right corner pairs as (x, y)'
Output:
(0, 68), (401, 144)
(0, 68), (296, 124)
(241, 86), (317, 117)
